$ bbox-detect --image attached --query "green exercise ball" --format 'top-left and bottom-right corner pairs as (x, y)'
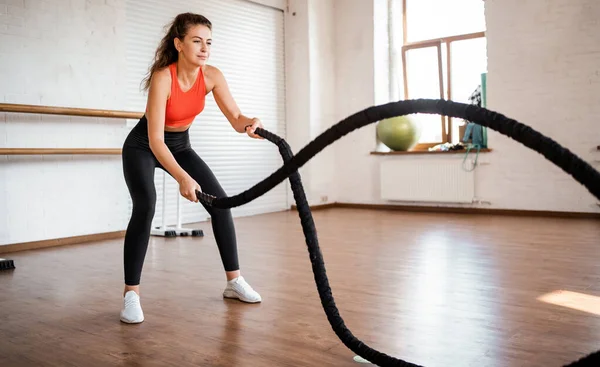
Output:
(376, 115), (420, 151)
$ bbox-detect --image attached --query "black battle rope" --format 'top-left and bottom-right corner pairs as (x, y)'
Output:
(196, 98), (600, 367)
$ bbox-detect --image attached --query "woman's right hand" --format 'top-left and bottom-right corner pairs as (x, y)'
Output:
(178, 175), (201, 202)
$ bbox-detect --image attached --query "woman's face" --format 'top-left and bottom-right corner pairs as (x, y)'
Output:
(175, 24), (212, 66)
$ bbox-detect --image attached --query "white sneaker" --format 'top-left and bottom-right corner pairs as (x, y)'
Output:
(120, 290), (144, 323)
(223, 276), (262, 303)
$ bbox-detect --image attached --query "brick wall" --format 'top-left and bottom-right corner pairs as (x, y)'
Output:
(333, 0), (600, 213)
(480, 0), (600, 212)
(0, 0), (132, 246)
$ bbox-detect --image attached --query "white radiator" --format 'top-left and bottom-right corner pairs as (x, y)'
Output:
(380, 158), (475, 204)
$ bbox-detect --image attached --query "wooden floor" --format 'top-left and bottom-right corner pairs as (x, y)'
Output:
(1, 208), (599, 367)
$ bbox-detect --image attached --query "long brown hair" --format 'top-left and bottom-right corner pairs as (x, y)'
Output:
(141, 12), (212, 91)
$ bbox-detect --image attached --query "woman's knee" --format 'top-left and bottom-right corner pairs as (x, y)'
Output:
(207, 206), (233, 222)
(132, 194), (156, 222)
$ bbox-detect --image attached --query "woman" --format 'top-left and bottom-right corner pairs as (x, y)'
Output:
(120, 12), (262, 324)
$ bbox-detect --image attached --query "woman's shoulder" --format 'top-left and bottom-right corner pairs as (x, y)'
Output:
(203, 64), (226, 86)
(151, 65), (173, 86)
(203, 64), (224, 79)
(155, 64), (173, 79)
(202, 65), (225, 93)
(147, 65), (173, 96)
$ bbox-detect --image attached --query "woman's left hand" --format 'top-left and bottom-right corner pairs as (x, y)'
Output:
(245, 118), (264, 139)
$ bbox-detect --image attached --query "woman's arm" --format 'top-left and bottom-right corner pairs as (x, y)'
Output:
(146, 68), (200, 202)
(210, 66), (263, 138)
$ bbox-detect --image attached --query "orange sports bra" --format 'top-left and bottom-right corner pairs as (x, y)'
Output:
(164, 62), (206, 128)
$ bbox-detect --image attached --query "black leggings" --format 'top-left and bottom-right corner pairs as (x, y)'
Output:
(122, 117), (239, 285)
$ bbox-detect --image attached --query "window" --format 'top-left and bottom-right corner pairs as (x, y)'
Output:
(405, 0), (486, 43)
(400, 0), (487, 150)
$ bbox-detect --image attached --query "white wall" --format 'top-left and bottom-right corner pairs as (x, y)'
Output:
(285, 0), (337, 207)
(307, 0), (336, 204)
(284, 0), (311, 207)
(0, 0), (131, 246)
(333, 0), (382, 204)
(332, 0), (600, 213)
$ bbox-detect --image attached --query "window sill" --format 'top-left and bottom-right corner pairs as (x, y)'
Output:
(370, 148), (492, 156)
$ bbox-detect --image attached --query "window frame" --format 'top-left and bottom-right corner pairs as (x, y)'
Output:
(401, 0), (486, 151)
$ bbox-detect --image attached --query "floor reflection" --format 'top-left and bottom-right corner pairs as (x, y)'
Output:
(538, 290), (600, 316)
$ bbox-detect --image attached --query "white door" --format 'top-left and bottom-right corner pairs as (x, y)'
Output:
(125, 0), (287, 227)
